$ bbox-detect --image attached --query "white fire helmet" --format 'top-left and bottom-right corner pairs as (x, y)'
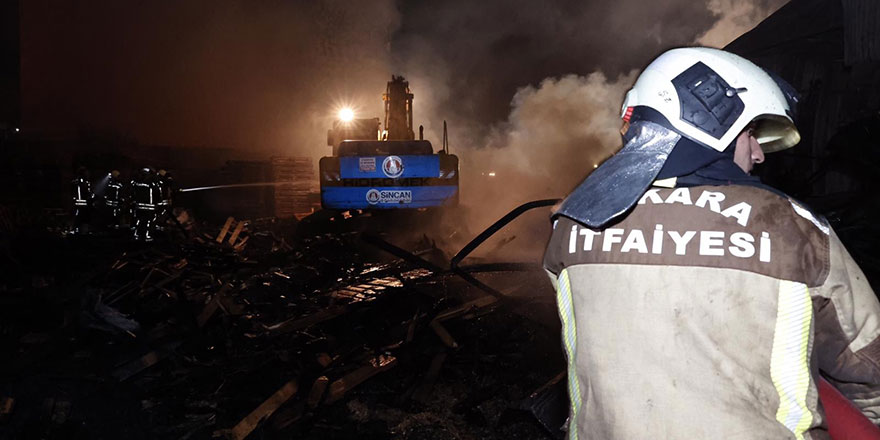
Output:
(555, 47), (801, 228)
(621, 47), (800, 153)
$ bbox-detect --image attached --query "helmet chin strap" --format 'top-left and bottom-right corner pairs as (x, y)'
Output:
(554, 120), (681, 228)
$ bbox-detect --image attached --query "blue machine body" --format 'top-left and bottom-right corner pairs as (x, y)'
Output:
(320, 140), (459, 210)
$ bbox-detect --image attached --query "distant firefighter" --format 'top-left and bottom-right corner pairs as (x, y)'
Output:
(70, 166), (94, 234)
(156, 169), (176, 225)
(130, 167), (161, 241)
(103, 170), (126, 229)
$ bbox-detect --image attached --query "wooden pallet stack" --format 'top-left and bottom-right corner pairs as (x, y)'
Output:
(270, 156), (316, 219)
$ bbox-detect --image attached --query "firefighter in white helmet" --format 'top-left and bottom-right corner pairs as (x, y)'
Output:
(543, 47), (880, 439)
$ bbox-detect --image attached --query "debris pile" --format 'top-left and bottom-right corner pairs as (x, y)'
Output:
(0, 212), (565, 439)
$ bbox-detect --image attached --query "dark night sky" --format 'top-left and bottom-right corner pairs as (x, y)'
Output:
(20, 0), (788, 165)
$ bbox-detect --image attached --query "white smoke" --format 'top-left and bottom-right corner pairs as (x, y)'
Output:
(453, 70), (636, 239)
(696, 0), (789, 47)
(483, 71), (636, 186)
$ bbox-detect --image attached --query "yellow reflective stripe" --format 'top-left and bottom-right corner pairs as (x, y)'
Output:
(556, 269), (581, 440)
(770, 280), (814, 439)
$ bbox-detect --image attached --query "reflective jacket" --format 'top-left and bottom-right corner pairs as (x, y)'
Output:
(72, 177), (92, 207)
(130, 179), (160, 210)
(105, 178), (124, 207)
(543, 183), (880, 440)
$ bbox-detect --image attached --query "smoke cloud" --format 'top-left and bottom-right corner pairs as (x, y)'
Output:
(697, 0), (789, 47)
(468, 71), (637, 202)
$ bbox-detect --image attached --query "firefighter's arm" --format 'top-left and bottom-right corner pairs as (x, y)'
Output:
(814, 229), (880, 423)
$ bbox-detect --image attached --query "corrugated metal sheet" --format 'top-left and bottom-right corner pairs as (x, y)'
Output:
(843, 0), (880, 64)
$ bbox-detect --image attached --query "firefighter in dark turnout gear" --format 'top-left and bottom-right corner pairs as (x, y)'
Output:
(130, 167), (161, 241)
(156, 169), (175, 227)
(103, 170), (125, 229)
(543, 47), (880, 439)
(70, 167), (93, 234)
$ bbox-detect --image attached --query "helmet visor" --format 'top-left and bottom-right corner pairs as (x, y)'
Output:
(753, 115), (801, 153)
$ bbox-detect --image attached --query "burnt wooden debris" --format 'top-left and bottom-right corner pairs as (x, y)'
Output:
(0, 211), (565, 439)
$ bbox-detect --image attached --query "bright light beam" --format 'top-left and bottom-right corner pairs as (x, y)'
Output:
(338, 107), (355, 122)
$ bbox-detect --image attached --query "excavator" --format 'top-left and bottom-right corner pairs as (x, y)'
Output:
(318, 76), (459, 210)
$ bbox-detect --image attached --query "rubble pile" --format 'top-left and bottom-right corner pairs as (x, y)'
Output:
(0, 213), (565, 439)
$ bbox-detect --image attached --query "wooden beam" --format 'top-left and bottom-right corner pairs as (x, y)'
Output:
(214, 380), (298, 440)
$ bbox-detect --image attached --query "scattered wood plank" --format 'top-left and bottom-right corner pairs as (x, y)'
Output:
(307, 376), (329, 408)
(228, 220), (246, 245)
(0, 396), (14, 424)
(196, 284), (230, 327)
(434, 295), (498, 322)
(112, 341), (182, 381)
(141, 271), (183, 296)
(216, 217), (235, 243)
(431, 320), (458, 349)
(217, 294), (246, 316)
(430, 295), (499, 348)
(267, 402), (305, 432)
(412, 352), (447, 402)
(105, 280), (138, 305)
(213, 379), (298, 440)
(406, 308), (420, 343)
(325, 355), (397, 404)
(263, 306), (348, 335)
(197, 295), (221, 328)
(172, 258), (188, 270)
(233, 236), (250, 252)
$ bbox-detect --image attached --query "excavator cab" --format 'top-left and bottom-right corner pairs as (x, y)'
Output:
(319, 76), (459, 210)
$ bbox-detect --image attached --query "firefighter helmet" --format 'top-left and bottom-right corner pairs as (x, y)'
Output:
(621, 46), (800, 153)
(554, 47), (801, 228)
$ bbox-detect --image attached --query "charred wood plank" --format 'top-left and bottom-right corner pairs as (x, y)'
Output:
(228, 220), (247, 245)
(430, 295), (499, 348)
(213, 379), (298, 440)
(412, 351), (447, 402)
(307, 376), (329, 408)
(0, 396), (13, 424)
(360, 233), (443, 273)
(216, 217), (235, 243)
(325, 355), (397, 404)
(197, 284), (232, 327)
(112, 341), (182, 381)
(263, 306), (348, 335)
(431, 320), (458, 349)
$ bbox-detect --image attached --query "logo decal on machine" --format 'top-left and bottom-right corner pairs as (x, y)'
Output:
(366, 189), (381, 204)
(382, 156), (404, 178)
(365, 188), (412, 205)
